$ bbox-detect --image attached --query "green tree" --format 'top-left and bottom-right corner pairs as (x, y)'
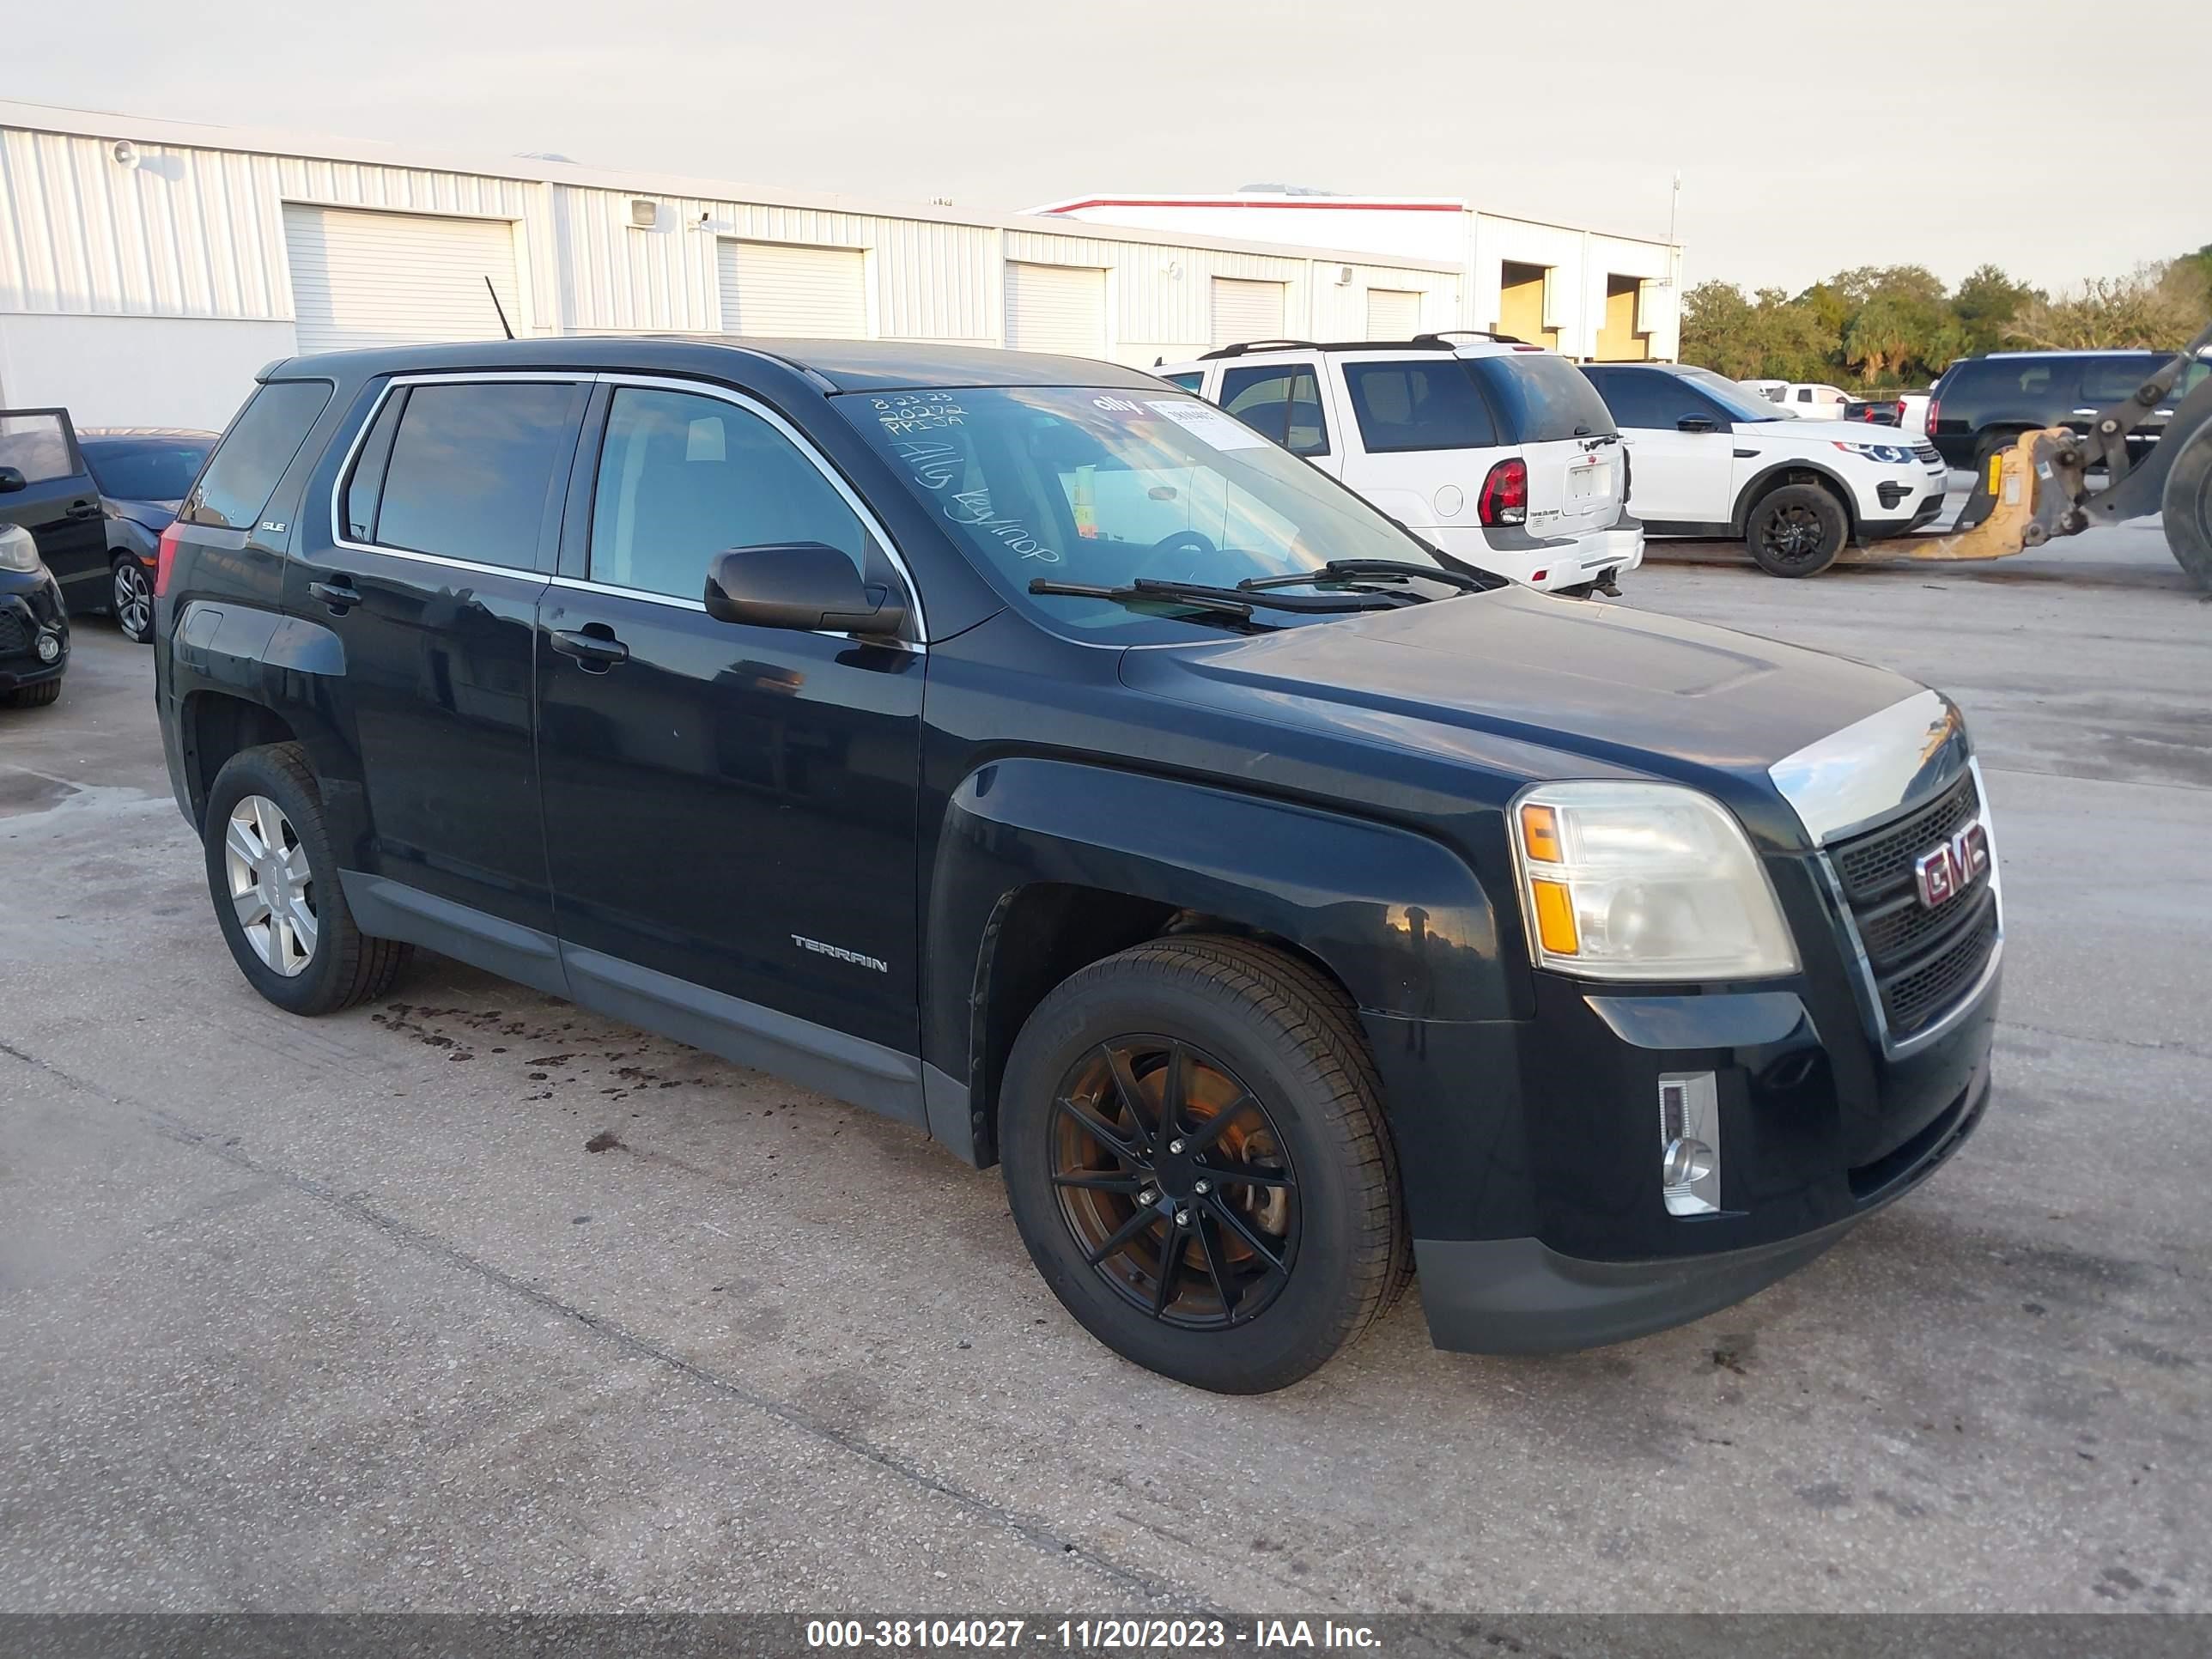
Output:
(2008, 261), (2207, 349)
(1680, 281), (1762, 378)
(1951, 264), (2042, 355)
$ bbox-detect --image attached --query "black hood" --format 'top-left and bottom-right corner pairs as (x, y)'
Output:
(109, 498), (180, 533)
(1117, 587), (1920, 842)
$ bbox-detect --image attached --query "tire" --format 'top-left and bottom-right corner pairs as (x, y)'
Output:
(4, 678), (63, 708)
(2161, 421), (2212, 592)
(202, 741), (410, 1015)
(1000, 934), (1408, 1393)
(1744, 482), (1848, 577)
(111, 556), (155, 644)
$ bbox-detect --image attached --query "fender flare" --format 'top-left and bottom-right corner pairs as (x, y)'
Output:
(1731, 458), (1862, 538)
(924, 755), (1512, 1114)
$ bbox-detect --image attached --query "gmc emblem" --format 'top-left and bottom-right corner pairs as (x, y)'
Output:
(1913, 822), (1990, 908)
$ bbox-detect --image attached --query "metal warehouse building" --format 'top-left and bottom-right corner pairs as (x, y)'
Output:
(0, 102), (1481, 432)
(1035, 192), (1683, 366)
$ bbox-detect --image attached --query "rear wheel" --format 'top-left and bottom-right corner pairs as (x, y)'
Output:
(1745, 483), (1848, 577)
(2162, 422), (2212, 591)
(203, 742), (410, 1015)
(111, 556), (154, 643)
(1000, 935), (1407, 1393)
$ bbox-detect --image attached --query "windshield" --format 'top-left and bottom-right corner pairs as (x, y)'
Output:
(837, 386), (1465, 642)
(81, 437), (212, 501)
(1677, 368), (1787, 422)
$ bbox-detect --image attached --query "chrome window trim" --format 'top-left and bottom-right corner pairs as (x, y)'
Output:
(594, 372), (928, 644)
(323, 369), (928, 645)
(1768, 688), (1972, 848)
(1812, 754), (2004, 1060)
(325, 371), (586, 579)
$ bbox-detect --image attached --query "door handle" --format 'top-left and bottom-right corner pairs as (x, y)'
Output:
(307, 576), (360, 613)
(550, 626), (629, 668)
(66, 500), (101, 520)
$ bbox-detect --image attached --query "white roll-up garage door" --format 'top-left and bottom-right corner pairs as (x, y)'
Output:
(1004, 262), (1108, 358)
(1365, 288), (1422, 338)
(1210, 276), (1288, 348)
(719, 240), (868, 337)
(283, 205), (521, 355)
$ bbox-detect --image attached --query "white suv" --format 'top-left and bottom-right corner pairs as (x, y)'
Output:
(1579, 362), (1949, 577)
(1158, 336), (1644, 594)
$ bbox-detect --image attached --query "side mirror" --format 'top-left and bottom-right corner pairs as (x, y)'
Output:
(0, 466), (25, 494)
(703, 542), (908, 637)
(1677, 415), (1719, 434)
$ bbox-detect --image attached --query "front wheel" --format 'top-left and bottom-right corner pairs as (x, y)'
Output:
(112, 556), (154, 644)
(1000, 936), (1407, 1393)
(202, 742), (410, 1015)
(4, 678), (62, 708)
(1745, 483), (1848, 577)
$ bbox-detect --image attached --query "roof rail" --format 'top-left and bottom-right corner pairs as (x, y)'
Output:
(1197, 331), (1531, 362)
(1413, 329), (1527, 346)
(1198, 338), (1323, 361)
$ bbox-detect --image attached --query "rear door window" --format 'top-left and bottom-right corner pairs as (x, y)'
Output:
(369, 381), (580, 570)
(1468, 354), (1617, 442)
(1340, 361), (1498, 453)
(1582, 367), (1707, 430)
(184, 381), (333, 530)
(1219, 364), (1330, 457)
(2078, 357), (2163, 403)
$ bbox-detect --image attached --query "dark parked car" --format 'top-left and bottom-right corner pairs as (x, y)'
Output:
(1927, 350), (2212, 472)
(0, 410), (215, 644)
(0, 519), (69, 707)
(79, 427), (218, 643)
(154, 338), (2000, 1392)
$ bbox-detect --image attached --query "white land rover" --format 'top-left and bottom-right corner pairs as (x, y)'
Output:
(1158, 335), (1644, 595)
(1580, 362), (1950, 577)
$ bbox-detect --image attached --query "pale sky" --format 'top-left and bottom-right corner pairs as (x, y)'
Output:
(20, 0), (2209, 295)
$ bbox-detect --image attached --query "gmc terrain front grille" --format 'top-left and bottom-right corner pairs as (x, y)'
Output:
(1828, 772), (1997, 1040)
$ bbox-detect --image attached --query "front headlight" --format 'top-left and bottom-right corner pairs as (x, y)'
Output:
(1832, 441), (1914, 465)
(0, 525), (41, 574)
(1510, 781), (1799, 980)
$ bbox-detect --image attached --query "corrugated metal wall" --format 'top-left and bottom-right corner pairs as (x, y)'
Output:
(0, 116), (1463, 375)
(0, 125), (535, 323)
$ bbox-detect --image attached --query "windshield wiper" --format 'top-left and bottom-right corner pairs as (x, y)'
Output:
(1027, 577), (1401, 615)
(1239, 558), (1500, 595)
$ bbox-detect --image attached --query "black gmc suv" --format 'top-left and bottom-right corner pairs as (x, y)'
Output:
(153, 339), (2001, 1392)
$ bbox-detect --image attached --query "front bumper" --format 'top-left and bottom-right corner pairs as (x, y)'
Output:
(1428, 518), (1646, 592)
(0, 580), (70, 690)
(1414, 1049), (1990, 1352)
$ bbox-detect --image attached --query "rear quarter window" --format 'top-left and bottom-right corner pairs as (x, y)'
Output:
(1468, 355), (1617, 443)
(1341, 360), (1499, 452)
(184, 380), (334, 530)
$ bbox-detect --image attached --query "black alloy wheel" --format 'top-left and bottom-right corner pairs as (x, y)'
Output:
(1048, 1035), (1298, 1328)
(1746, 483), (1846, 576)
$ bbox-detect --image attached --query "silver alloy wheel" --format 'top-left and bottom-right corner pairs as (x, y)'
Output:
(224, 794), (318, 976)
(112, 560), (152, 640)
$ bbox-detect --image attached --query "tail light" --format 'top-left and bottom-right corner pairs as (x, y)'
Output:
(1895, 398), (1907, 424)
(155, 520), (185, 598)
(1924, 393), (1941, 435)
(1478, 458), (1528, 526)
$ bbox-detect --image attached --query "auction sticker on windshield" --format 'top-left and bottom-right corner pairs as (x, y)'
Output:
(1090, 395), (1268, 452)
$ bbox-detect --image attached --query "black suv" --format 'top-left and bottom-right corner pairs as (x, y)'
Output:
(154, 339), (2001, 1392)
(1928, 349), (2212, 471)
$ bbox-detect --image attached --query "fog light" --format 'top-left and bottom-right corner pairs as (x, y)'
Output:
(1659, 1072), (1721, 1217)
(34, 630), (62, 663)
